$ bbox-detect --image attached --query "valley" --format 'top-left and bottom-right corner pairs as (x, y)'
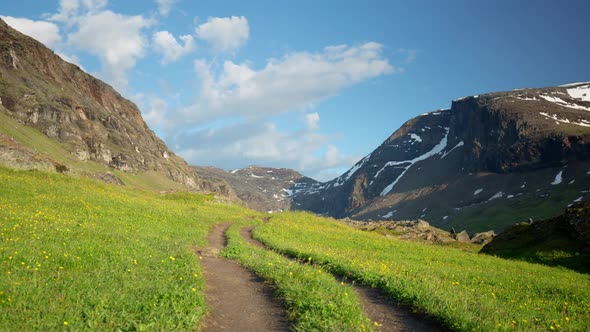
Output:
(0, 6), (589, 332)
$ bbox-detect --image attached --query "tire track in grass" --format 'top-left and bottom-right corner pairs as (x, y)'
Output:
(240, 226), (445, 332)
(197, 223), (290, 331)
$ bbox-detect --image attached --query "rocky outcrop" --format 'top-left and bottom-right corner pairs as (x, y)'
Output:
(470, 231), (496, 245)
(480, 201), (590, 273)
(292, 83), (590, 232)
(341, 219), (477, 244)
(0, 18), (198, 188)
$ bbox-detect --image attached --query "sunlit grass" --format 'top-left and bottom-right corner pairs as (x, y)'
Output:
(254, 211), (590, 331)
(0, 167), (250, 330)
(223, 223), (372, 331)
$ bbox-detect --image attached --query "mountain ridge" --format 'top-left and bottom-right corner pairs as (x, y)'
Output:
(291, 83), (590, 232)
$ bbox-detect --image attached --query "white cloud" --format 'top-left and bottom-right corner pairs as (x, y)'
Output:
(67, 10), (152, 89)
(196, 16), (249, 52)
(1, 16), (61, 48)
(142, 95), (169, 128)
(178, 42), (394, 125)
(82, 0), (108, 11)
(153, 31), (195, 64)
(305, 112), (320, 129)
(49, 0), (108, 23)
(172, 121), (357, 181)
(156, 0), (176, 16)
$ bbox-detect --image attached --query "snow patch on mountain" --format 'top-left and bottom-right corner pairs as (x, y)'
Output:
(539, 112), (590, 127)
(441, 141), (464, 159)
(381, 210), (396, 219)
(489, 191), (504, 200)
(409, 133), (422, 142)
(551, 169), (563, 185)
(559, 82), (590, 88)
(567, 84), (590, 102)
(380, 128), (450, 196)
(539, 94), (590, 111)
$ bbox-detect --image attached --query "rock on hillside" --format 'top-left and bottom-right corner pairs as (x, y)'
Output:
(0, 18), (197, 188)
(293, 83), (590, 232)
(341, 218), (494, 246)
(481, 200), (590, 273)
(193, 165), (316, 213)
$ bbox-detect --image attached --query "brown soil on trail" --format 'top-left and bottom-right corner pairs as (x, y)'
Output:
(198, 223), (290, 331)
(240, 226), (445, 332)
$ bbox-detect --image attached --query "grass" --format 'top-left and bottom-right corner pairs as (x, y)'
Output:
(254, 211), (590, 331)
(0, 166), (250, 331)
(222, 223), (373, 331)
(450, 190), (583, 233)
(2, 165), (590, 331)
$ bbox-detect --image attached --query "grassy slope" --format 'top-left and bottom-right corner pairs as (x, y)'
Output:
(255, 212), (590, 332)
(451, 189), (584, 233)
(0, 167), (250, 331)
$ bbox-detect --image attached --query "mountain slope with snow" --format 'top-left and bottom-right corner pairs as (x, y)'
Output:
(292, 83), (590, 232)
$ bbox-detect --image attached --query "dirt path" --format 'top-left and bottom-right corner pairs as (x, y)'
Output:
(197, 223), (290, 331)
(240, 226), (445, 332)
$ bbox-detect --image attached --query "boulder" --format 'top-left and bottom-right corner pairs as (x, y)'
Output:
(470, 231), (496, 245)
(453, 230), (470, 243)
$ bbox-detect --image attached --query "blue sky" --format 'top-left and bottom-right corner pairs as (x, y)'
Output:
(1, 0), (590, 181)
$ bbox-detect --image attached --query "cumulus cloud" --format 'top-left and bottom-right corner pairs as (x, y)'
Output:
(305, 112), (320, 129)
(153, 31), (195, 64)
(49, 0), (108, 23)
(171, 120), (357, 181)
(156, 0), (176, 16)
(142, 95), (170, 128)
(177, 42), (394, 125)
(67, 10), (152, 89)
(1, 16), (61, 48)
(196, 16), (249, 52)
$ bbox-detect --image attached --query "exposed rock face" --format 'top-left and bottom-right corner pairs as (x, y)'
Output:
(292, 83), (590, 232)
(0, 18), (197, 188)
(193, 165), (312, 213)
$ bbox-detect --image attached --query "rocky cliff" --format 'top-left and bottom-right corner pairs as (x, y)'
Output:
(0, 18), (198, 188)
(293, 83), (590, 232)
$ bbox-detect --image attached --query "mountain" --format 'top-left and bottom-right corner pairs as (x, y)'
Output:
(0, 18), (203, 190)
(193, 165), (316, 213)
(292, 83), (590, 232)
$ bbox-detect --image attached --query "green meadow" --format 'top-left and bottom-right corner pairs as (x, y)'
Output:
(1, 167), (589, 331)
(253, 212), (590, 331)
(0, 167), (249, 330)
